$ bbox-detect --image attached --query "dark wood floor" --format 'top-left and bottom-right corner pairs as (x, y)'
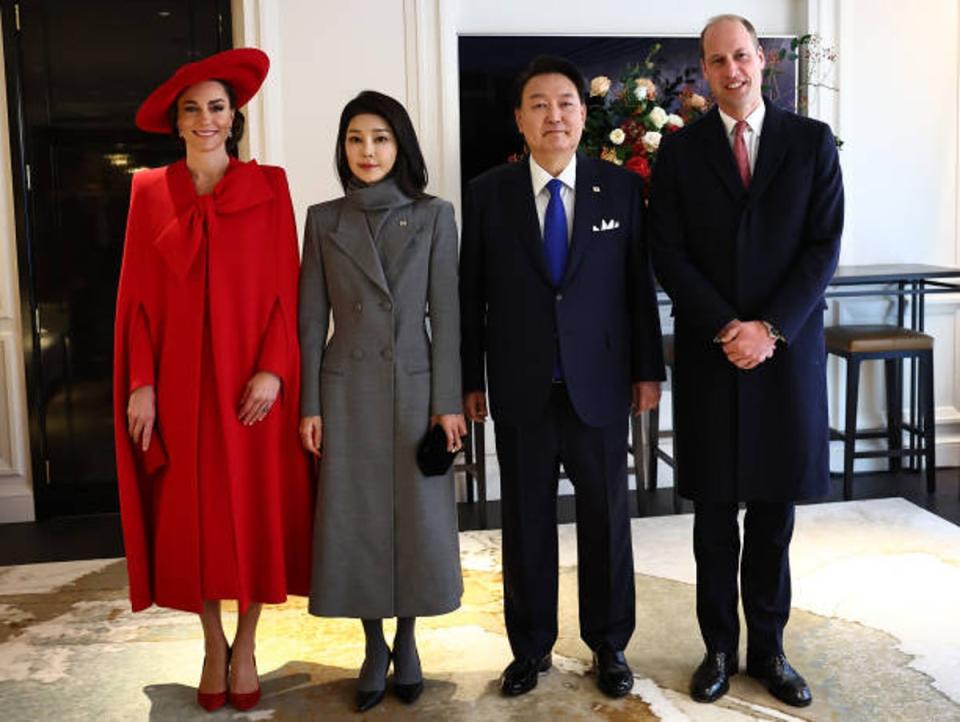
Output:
(2, 468), (958, 567)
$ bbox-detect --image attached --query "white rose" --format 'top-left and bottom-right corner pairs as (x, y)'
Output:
(647, 106), (668, 130)
(635, 78), (657, 100)
(589, 76), (612, 97)
(634, 85), (647, 101)
(641, 131), (662, 153)
(609, 128), (626, 145)
(666, 113), (684, 127)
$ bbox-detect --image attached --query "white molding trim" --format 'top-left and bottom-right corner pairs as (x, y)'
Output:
(802, 0), (840, 129)
(232, 0), (284, 166)
(404, 0), (446, 197)
(956, 0), (960, 269)
(0, 332), (33, 521)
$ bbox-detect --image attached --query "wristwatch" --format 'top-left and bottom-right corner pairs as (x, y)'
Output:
(761, 320), (786, 343)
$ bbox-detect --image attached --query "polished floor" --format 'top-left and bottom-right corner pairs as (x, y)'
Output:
(1, 496), (959, 721)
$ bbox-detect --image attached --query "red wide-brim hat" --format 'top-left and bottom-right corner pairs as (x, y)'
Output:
(135, 47), (269, 134)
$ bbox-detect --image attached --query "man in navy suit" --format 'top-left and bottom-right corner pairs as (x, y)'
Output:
(460, 56), (665, 698)
(649, 15), (843, 707)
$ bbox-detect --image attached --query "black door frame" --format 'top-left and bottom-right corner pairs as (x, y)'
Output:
(1, 0), (233, 519)
(1, 1), (47, 517)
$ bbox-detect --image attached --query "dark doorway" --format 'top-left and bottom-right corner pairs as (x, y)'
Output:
(2, 0), (232, 518)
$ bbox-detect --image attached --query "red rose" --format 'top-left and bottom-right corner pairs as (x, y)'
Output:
(625, 154), (651, 179)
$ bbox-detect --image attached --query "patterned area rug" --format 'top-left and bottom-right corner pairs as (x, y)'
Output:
(1, 498), (958, 721)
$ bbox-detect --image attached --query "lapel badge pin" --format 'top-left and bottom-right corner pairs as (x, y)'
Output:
(592, 185), (601, 193)
(399, 218), (408, 227)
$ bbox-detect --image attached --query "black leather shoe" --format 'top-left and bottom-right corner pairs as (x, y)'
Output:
(690, 651), (738, 703)
(593, 647), (634, 698)
(499, 654), (552, 696)
(747, 654), (812, 707)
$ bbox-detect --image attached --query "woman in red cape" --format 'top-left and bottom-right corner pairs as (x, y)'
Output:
(113, 48), (312, 712)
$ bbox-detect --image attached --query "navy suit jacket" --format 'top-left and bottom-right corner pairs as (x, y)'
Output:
(460, 154), (664, 428)
(649, 101), (844, 502)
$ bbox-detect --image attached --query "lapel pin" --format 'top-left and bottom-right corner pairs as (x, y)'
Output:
(399, 219), (408, 227)
(592, 185), (601, 193)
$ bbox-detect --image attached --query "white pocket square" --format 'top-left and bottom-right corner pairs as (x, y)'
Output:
(592, 218), (621, 232)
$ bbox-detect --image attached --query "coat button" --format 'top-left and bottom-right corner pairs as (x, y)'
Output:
(351, 349), (364, 360)
(354, 302), (363, 312)
(381, 348), (393, 361)
(556, 293), (563, 301)
(380, 300), (392, 311)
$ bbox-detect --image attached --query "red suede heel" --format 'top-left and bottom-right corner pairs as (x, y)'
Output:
(196, 646), (231, 712)
(229, 655), (260, 711)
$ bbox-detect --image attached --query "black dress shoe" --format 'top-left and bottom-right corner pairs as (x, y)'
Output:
(690, 651), (738, 703)
(593, 647), (634, 698)
(747, 654), (812, 707)
(499, 654), (552, 696)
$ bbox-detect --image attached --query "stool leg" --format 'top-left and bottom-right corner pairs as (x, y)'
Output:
(921, 350), (936, 494)
(843, 357), (861, 501)
(671, 392), (681, 514)
(647, 404), (660, 491)
(464, 424), (475, 504)
(475, 422), (488, 529)
(884, 358), (903, 472)
(631, 413), (644, 515)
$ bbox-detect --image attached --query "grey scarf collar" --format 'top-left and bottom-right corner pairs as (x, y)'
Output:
(345, 177), (413, 212)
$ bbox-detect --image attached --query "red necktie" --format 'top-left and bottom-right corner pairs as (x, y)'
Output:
(733, 120), (751, 187)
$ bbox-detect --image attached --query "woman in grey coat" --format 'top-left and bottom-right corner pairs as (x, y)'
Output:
(298, 91), (466, 712)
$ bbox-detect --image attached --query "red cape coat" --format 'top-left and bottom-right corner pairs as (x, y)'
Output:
(113, 158), (313, 613)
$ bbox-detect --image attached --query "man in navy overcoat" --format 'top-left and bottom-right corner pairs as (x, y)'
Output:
(460, 56), (665, 699)
(649, 14), (844, 707)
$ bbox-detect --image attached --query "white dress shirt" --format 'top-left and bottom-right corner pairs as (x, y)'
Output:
(530, 154), (576, 245)
(718, 102), (765, 174)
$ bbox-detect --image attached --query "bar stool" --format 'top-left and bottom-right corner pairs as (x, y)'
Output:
(824, 325), (935, 500)
(645, 335), (682, 513)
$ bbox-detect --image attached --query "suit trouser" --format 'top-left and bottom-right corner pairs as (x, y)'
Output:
(693, 500), (795, 659)
(494, 384), (634, 660)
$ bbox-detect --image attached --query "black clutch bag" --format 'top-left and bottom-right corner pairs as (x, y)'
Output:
(416, 424), (456, 476)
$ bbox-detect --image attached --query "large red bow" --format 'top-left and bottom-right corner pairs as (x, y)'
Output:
(154, 160), (274, 280)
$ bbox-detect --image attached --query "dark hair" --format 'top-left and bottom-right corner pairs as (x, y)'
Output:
(512, 55), (587, 109)
(699, 14), (760, 60)
(166, 79), (245, 158)
(335, 90), (429, 199)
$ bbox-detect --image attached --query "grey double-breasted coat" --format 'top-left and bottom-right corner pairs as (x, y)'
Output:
(299, 180), (463, 618)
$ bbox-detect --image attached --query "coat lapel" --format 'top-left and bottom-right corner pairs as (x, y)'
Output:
(749, 100), (789, 201)
(699, 107), (748, 201)
(505, 161), (552, 285)
(378, 211), (420, 282)
(330, 204), (391, 297)
(564, 154), (601, 285)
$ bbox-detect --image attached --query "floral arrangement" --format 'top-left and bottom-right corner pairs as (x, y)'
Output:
(580, 46), (708, 188)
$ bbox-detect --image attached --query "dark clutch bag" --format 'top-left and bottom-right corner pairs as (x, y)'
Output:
(416, 424), (456, 476)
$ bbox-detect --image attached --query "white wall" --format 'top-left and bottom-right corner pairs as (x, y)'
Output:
(838, 0), (957, 267)
(237, 0), (409, 226)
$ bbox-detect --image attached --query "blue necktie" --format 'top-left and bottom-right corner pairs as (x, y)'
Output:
(544, 178), (567, 380)
(544, 178), (568, 286)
